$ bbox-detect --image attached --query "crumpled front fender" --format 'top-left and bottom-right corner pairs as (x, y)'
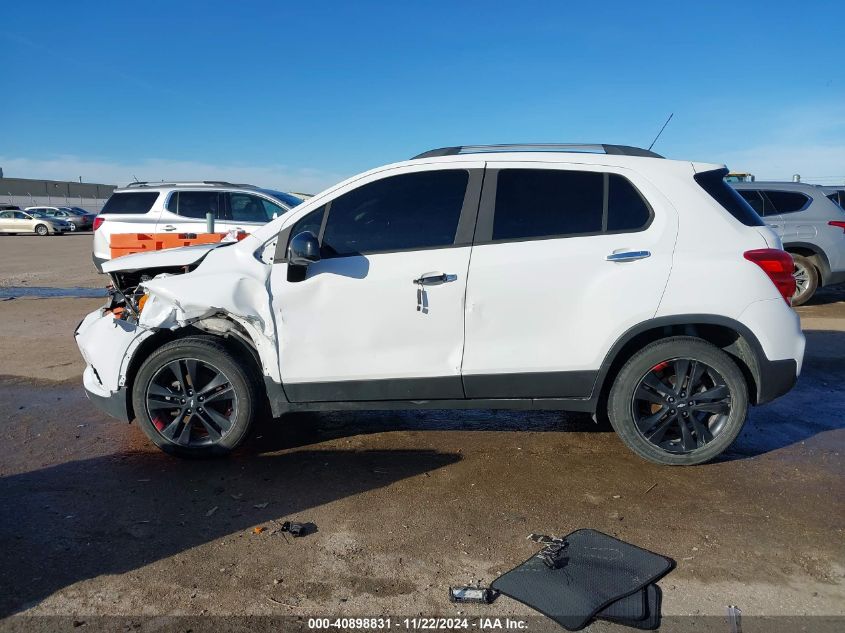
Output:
(75, 308), (156, 396)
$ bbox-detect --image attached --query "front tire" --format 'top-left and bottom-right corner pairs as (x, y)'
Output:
(790, 254), (818, 306)
(35, 224), (49, 236)
(608, 337), (748, 466)
(132, 336), (257, 457)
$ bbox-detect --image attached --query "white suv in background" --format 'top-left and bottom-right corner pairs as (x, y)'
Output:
(76, 144), (805, 466)
(91, 182), (302, 270)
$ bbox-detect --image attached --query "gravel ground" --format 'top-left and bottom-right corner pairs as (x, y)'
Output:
(0, 234), (842, 631)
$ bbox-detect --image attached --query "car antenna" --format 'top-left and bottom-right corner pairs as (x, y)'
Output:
(648, 113), (674, 152)
(132, 174), (139, 182)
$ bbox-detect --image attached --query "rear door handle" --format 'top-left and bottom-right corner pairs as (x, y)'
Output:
(412, 272), (457, 286)
(162, 225), (177, 232)
(606, 250), (651, 262)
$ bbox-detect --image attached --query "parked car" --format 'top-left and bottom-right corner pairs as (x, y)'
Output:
(25, 206), (93, 231)
(732, 182), (845, 305)
(0, 208), (70, 235)
(76, 143), (804, 466)
(91, 182), (302, 271)
(66, 206), (99, 216)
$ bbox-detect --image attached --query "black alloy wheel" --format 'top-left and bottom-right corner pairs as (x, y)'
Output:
(631, 357), (731, 454)
(145, 358), (238, 447)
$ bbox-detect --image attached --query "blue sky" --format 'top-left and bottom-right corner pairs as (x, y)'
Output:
(2, 0), (843, 191)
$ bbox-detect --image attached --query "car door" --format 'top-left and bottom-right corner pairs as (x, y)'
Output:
(14, 211), (36, 232)
(0, 211), (14, 231)
(220, 192), (286, 235)
(461, 163), (678, 399)
(155, 190), (223, 234)
(763, 190), (814, 241)
(269, 163), (484, 402)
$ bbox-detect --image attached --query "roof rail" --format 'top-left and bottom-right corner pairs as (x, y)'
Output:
(123, 180), (258, 189)
(411, 144), (663, 160)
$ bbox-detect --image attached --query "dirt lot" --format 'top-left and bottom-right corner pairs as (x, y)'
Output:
(0, 235), (843, 630)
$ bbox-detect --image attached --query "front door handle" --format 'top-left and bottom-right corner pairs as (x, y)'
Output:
(606, 250), (651, 262)
(162, 225), (177, 232)
(412, 272), (457, 286)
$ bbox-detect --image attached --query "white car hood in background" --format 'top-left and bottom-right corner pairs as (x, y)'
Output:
(101, 242), (229, 273)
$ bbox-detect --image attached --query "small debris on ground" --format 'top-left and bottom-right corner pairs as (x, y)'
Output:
(253, 502), (269, 509)
(253, 526), (266, 534)
(206, 506), (218, 517)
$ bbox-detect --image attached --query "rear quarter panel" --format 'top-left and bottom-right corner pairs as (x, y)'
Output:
(655, 164), (781, 321)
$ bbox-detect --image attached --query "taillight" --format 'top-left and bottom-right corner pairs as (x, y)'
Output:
(829, 220), (845, 232)
(743, 249), (796, 305)
(93, 217), (104, 231)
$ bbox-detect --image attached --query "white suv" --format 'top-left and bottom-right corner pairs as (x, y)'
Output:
(91, 181), (302, 271)
(75, 144), (805, 465)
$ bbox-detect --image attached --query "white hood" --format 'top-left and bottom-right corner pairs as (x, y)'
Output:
(101, 242), (229, 273)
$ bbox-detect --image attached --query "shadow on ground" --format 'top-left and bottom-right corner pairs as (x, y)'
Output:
(0, 448), (459, 617)
(802, 284), (845, 306)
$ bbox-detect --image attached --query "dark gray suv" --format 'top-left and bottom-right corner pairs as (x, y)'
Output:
(733, 182), (845, 305)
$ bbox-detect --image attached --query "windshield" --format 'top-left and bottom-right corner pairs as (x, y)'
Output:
(261, 189), (303, 209)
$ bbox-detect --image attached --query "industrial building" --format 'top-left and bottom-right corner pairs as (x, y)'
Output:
(0, 169), (115, 213)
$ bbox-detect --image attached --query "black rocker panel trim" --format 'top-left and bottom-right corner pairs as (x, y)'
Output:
(462, 370), (597, 399)
(284, 376), (465, 403)
(283, 370), (598, 404)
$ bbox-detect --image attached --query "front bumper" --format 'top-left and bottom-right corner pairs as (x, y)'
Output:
(76, 307), (152, 422)
(84, 381), (132, 422)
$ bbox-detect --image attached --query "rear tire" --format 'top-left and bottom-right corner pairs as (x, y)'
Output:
(790, 254), (818, 306)
(608, 337), (748, 466)
(132, 336), (258, 457)
(35, 224), (49, 236)
(68, 222), (77, 231)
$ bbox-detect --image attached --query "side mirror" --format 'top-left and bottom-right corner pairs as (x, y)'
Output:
(288, 230), (321, 266)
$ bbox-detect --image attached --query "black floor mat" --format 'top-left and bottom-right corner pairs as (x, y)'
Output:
(596, 586), (647, 622)
(598, 584), (662, 630)
(490, 529), (674, 631)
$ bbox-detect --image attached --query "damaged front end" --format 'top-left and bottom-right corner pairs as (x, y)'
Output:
(75, 239), (279, 423)
(75, 263), (202, 421)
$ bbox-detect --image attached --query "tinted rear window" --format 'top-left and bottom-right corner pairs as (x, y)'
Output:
(694, 169), (764, 227)
(736, 190), (766, 215)
(493, 170), (604, 240)
(763, 190), (809, 214)
(100, 192), (159, 215)
(828, 192), (844, 208)
(607, 174), (652, 231)
(167, 191), (223, 219)
(492, 169), (651, 241)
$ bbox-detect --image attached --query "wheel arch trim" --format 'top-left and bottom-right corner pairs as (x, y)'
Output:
(783, 242), (830, 278)
(591, 314), (773, 407)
